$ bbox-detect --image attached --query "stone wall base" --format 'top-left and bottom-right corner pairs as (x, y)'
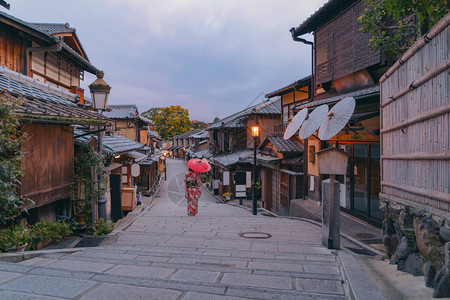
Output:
(380, 198), (450, 298)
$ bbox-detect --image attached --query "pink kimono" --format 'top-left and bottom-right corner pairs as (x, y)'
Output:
(184, 170), (202, 216)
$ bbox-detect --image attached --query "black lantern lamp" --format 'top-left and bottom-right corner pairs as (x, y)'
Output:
(88, 71), (111, 221)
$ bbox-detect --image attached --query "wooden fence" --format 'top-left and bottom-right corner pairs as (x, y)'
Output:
(379, 14), (450, 214)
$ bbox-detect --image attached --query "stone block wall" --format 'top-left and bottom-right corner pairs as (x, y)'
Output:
(381, 201), (450, 298)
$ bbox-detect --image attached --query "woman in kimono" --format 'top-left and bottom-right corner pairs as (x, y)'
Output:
(184, 169), (202, 216)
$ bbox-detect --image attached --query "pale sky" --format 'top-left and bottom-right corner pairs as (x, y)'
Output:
(6, 0), (328, 122)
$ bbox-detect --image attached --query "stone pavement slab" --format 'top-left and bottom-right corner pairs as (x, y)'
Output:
(79, 282), (182, 300)
(105, 264), (175, 279)
(0, 274), (96, 298)
(0, 291), (62, 300)
(0, 270), (22, 284)
(170, 269), (221, 282)
(0, 158), (386, 299)
(220, 273), (292, 290)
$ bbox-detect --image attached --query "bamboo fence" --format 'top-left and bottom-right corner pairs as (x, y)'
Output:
(379, 13), (450, 214)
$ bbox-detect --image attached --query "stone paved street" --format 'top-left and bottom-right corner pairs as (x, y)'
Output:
(0, 158), (383, 299)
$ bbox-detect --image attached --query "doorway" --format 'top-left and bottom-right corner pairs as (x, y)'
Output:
(338, 143), (381, 225)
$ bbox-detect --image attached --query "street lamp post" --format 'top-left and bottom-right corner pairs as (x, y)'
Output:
(163, 151), (167, 180)
(251, 124), (259, 215)
(88, 71), (111, 221)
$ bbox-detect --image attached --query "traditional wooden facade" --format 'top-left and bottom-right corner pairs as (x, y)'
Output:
(168, 129), (202, 158)
(206, 98), (281, 197)
(290, 0), (387, 224)
(0, 11), (105, 221)
(267, 76), (311, 133)
(1, 68), (107, 221)
(104, 105), (147, 143)
(258, 136), (304, 213)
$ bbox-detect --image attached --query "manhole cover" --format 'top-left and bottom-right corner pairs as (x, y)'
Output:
(355, 233), (375, 239)
(239, 232), (272, 239)
(74, 237), (108, 248)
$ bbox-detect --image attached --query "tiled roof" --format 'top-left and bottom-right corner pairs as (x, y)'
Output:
(189, 148), (213, 159)
(139, 154), (161, 166)
(266, 76), (311, 98)
(104, 105), (138, 119)
(263, 136), (303, 154)
(0, 11), (99, 74)
(191, 130), (209, 139)
(138, 115), (154, 125)
(206, 97), (281, 130)
(32, 23), (75, 34)
(102, 135), (145, 154)
(293, 85), (380, 110)
(211, 149), (254, 167)
(0, 67), (107, 124)
(170, 129), (202, 140)
(74, 129), (145, 155)
(148, 130), (161, 141)
(291, 0), (357, 36)
(126, 151), (148, 162)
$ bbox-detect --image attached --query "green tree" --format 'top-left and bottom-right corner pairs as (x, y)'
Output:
(0, 93), (30, 228)
(153, 105), (191, 140)
(359, 0), (447, 58)
(141, 107), (161, 121)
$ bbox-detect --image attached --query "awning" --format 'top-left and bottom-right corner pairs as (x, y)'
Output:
(104, 162), (122, 172)
(293, 85), (379, 111)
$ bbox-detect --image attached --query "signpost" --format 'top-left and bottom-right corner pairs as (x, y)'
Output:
(316, 147), (349, 249)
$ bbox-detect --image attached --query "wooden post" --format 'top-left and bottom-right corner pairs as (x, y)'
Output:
(328, 174), (334, 249)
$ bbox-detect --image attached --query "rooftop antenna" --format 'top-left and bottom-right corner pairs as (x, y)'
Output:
(283, 108), (307, 140)
(318, 97), (356, 141)
(298, 104), (328, 139)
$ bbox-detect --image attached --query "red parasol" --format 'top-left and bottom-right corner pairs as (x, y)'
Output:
(187, 159), (211, 173)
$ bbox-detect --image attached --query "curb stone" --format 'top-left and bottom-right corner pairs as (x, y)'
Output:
(338, 250), (386, 300)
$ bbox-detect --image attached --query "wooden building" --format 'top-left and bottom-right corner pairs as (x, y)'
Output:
(168, 129), (202, 158)
(267, 76), (311, 134)
(0, 11), (106, 221)
(1, 68), (107, 221)
(185, 130), (210, 160)
(290, 0), (387, 225)
(206, 98), (281, 197)
(257, 136), (304, 213)
(103, 105), (154, 145)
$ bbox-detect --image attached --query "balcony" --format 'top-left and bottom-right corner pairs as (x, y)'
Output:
(274, 122), (288, 134)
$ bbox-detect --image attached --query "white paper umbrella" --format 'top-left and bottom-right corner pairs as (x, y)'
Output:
(283, 108), (307, 140)
(318, 97), (356, 141)
(298, 104), (329, 139)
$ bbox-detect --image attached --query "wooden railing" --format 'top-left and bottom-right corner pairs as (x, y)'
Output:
(273, 122), (288, 134)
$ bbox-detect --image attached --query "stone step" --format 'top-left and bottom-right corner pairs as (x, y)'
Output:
(0, 261), (346, 300)
(29, 251), (342, 281)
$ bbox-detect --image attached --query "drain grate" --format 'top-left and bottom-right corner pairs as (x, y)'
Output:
(74, 237), (108, 248)
(239, 232), (272, 239)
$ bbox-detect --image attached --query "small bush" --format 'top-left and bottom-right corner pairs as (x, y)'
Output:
(28, 220), (73, 250)
(0, 226), (30, 252)
(91, 218), (115, 237)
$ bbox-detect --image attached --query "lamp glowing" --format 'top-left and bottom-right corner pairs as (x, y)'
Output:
(251, 125), (259, 137)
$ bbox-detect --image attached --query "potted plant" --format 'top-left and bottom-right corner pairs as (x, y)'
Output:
(223, 192), (233, 201)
